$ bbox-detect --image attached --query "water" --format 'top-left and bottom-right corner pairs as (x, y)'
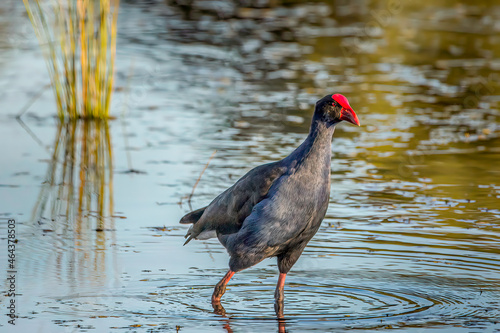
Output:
(0, 0), (499, 332)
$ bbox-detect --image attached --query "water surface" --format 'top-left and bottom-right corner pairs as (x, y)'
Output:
(0, 0), (499, 332)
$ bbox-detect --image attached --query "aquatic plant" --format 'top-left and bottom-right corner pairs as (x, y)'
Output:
(23, 0), (119, 120)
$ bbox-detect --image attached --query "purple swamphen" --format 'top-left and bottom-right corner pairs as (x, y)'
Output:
(180, 94), (360, 312)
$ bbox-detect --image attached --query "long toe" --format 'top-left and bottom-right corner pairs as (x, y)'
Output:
(274, 297), (284, 319)
(212, 301), (226, 316)
(212, 280), (227, 303)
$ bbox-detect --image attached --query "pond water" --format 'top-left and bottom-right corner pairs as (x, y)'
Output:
(0, 0), (499, 332)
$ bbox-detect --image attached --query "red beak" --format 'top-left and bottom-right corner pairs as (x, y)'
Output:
(340, 107), (360, 126)
(332, 94), (360, 126)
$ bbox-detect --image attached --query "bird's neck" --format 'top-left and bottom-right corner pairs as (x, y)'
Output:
(305, 120), (335, 159)
(288, 120), (335, 167)
(308, 118), (336, 142)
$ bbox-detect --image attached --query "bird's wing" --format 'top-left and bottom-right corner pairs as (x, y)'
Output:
(182, 161), (287, 245)
(179, 206), (206, 224)
(224, 172), (329, 255)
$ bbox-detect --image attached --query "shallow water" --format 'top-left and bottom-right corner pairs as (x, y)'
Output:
(0, 0), (499, 332)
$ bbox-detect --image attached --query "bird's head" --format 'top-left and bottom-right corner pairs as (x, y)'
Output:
(314, 94), (360, 127)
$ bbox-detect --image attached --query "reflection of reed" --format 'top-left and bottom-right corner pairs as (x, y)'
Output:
(33, 119), (114, 232)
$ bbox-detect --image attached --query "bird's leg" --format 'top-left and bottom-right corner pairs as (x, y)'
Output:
(274, 272), (287, 318)
(277, 318), (286, 333)
(212, 270), (235, 304)
(212, 301), (227, 316)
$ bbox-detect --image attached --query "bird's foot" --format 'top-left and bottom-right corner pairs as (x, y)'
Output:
(212, 270), (234, 304)
(274, 288), (285, 319)
(212, 282), (227, 304)
(212, 300), (227, 316)
(274, 299), (284, 319)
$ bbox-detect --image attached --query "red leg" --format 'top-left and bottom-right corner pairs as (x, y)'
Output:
(212, 270), (235, 304)
(274, 273), (286, 318)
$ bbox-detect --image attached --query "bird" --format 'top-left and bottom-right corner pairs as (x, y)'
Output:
(180, 94), (360, 312)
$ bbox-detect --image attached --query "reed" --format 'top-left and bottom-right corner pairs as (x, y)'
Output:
(23, 0), (119, 120)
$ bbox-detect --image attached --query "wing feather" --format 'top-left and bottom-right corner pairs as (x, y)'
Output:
(180, 161), (287, 243)
(179, 206), (206, 224)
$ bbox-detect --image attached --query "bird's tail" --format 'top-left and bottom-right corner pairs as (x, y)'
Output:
(179, 206), (206, 224)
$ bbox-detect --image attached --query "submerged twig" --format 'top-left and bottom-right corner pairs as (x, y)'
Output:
(121, 60), (135, 172)
(16, 83), (51, 119)
(186, 150), (217, 204)
(16, 116), (46, 148)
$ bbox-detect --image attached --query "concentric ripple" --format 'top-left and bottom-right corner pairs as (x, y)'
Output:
(40, 270), (499, 331)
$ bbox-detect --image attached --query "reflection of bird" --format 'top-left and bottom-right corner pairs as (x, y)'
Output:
(181, 94), (360, 312)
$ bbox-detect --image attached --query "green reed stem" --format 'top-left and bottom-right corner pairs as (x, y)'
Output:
(23, 0), (120, 120)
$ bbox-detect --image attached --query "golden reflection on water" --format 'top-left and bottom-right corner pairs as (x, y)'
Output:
(32, 119), (114, 237)
(297, 0), (500, 242)
(27, 119), (116, 291)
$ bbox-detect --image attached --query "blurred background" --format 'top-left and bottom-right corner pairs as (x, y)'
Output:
(0, 0), (499, 332)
